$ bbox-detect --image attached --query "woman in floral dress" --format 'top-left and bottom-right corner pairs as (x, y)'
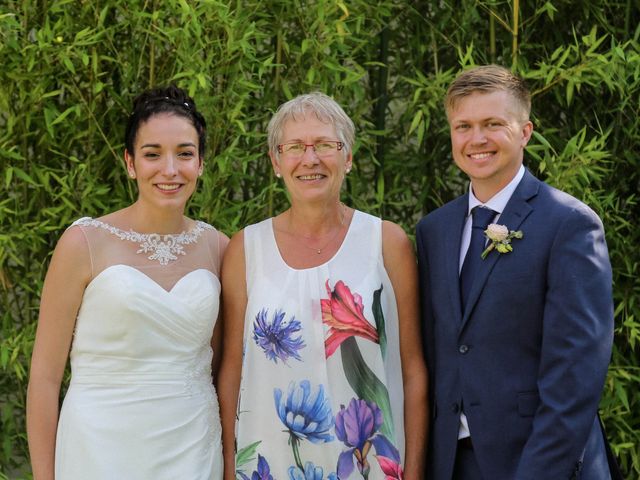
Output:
(218, 93), (428, 480)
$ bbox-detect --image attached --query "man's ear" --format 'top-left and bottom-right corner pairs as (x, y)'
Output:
(521, 120), (534, 148)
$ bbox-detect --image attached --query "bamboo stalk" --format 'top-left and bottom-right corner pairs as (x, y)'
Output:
(375, 26), (389, 216)
(275, 29), (282, 93)
(431, 27), (438, 72)
(512, 0), (519, 67)
(625, 0), (631, 38)
(490, 11), (496, 64)
(149, 35), (155, 87)
(268, 28), (284, 218)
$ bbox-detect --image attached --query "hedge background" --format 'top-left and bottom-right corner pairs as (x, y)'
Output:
(1, 0), (638, 478)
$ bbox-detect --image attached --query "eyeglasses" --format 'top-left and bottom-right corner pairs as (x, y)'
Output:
(277, 141), (344, 158)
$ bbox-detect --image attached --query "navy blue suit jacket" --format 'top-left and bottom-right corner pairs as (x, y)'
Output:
(416, 170), (614, 480)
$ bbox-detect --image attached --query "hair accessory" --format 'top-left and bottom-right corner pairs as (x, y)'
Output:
(138, 97), (191, 111)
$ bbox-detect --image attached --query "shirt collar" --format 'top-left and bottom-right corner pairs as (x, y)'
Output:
(467, 165), (525, 215)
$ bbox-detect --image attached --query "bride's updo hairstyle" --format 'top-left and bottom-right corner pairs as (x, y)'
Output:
(125, 85), (207, 157)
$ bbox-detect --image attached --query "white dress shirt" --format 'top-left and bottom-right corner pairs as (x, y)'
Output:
(458, 165), (525, 440)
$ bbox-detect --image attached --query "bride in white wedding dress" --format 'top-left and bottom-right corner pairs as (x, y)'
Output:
(26, 86), (227, 480)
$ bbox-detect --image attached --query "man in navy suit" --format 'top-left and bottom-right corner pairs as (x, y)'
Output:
(416, 65), (614, 480)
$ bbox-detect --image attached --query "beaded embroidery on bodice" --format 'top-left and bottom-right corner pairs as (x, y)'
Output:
(73, 217), (213, 265)
(71, 217), (221, 292)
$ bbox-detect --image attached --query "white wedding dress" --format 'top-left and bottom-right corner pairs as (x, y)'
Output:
(54, 217), (223, 479)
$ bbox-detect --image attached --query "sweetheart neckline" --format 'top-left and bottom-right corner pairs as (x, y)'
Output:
(85, 264), (219, 294)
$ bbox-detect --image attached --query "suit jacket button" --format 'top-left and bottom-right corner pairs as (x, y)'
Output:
(451, 402), (460, 413)
(458, 344), (469, 354)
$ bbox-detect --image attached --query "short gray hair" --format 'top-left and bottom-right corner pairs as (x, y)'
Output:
(267, 92), (355, 157)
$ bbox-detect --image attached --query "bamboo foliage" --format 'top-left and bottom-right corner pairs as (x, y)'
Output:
(1, 0), (639, 477)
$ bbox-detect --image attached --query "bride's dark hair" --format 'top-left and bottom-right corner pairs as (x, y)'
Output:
(124, 85), (207, 157)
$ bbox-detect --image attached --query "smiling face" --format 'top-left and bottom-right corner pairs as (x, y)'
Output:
(448, 89), (533, 202)
(270, 114), (352, 206)
(125, 113), (202, 212)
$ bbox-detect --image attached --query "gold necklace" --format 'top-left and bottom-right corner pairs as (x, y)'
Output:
(291, 203), (346, 255)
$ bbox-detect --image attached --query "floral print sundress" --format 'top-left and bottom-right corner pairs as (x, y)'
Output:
(236, 210), (405, 480)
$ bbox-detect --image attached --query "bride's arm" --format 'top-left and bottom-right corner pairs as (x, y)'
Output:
(217, 231), (247, 480)
(26, 226), (91, 480)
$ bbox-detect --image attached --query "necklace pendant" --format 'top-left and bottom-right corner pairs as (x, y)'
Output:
(316, 249), (322, 254)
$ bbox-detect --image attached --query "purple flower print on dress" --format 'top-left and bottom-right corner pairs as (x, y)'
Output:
(253, 308), (305, 364)
(238, 455), (273, 480)
(288, 462), (337, 480)
(335, 398), (400, 479)
(275, 380), (335, 471)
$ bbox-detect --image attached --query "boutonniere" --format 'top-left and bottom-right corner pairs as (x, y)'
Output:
(482, 224), (523, 259)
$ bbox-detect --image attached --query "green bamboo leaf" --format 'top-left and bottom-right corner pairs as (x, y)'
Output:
(61, 55), (76, 74)
(51, 105), (77, 126)
(0, 148), (23, 161)
(44, 107), (57, 138)
(614, 381), (629, 411)
(408, 109), (423, 135)
(0, 347), (8, 369)
(235, 440), (261, 468)
(301, 38), (310, 54)
(196, 73), (207, 88)
(12, 167), (40, 187)
(4, 167), (12, 188)
(340, 336), (394, 438)
(372, 285), (387, 358)
(41, 89), (63, 99)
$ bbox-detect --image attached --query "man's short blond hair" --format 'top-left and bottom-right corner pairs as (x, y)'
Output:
(445, 65), (531, 119)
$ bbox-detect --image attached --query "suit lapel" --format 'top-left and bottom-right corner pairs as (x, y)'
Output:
(445, 195), (468, 323)
(460, 170), (540, 330)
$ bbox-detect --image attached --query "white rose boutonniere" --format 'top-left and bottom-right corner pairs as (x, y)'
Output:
(482, 224), (523, 259)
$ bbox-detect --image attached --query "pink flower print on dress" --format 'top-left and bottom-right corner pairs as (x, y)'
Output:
(321, 280), (379, 358)
(376, 455), (404, 480)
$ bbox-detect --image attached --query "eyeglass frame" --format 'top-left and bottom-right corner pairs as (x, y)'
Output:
(276, 140), (344, 156)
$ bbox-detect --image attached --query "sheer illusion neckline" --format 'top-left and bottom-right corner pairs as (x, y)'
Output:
(73, 217), (213, 266)
(74, 217), (209, 238)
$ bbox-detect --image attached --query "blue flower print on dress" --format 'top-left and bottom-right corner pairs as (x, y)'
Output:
(275, 380), (335, 471)
(288, 462), (337, 480)
(253, 308), (305, 364)
(335, 398), (400, 479)
(240, 454), (273, 480)
(274, 380), (334, 443)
